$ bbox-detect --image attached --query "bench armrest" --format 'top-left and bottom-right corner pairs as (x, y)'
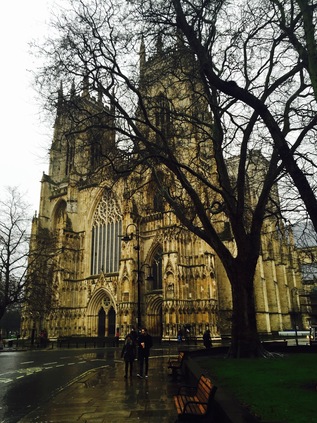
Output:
(183, 400), (208, 413)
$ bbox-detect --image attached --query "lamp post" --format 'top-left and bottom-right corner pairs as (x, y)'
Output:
(291, 288), (299, 346)
(121, 224), (141, 330)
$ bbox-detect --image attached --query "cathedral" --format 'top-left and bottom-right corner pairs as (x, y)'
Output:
(21, 39), (305, 342)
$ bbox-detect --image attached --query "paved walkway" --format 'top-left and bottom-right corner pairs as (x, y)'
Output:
(19, 348), (182, 423)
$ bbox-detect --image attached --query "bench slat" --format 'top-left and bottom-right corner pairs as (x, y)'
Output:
(173, 374), (217, 419)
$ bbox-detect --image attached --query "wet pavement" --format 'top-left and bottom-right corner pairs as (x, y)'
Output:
(18, 347), (182, 423)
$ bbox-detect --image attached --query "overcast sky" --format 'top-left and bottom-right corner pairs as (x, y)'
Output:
(0, 0), (53, 215)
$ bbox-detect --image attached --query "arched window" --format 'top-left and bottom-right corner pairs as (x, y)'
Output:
(153, 192), (164, 212)
(91, 190), (122, 275)
(152, 248), (163, 290)
(54, 201), (67, 231)
(155, 94), (171, 141)
(65, 137), (74, 176)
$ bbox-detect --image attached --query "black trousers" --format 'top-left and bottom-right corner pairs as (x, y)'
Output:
(125, 360), (133, 376)
(138, 353), (149, 376)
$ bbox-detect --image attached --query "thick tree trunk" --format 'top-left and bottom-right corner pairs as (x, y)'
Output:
(0, 305), (6, 322)
(227, 265), (265, 358)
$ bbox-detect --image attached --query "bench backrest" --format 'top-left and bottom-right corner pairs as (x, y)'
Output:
(196, 375), (216, 405)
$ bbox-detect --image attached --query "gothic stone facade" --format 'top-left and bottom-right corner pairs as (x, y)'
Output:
(22, 169), (303, 340)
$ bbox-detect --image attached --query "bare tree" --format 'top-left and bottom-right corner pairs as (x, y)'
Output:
(0, 187), (60, 333)
(0, 187), (31, 321)
(169, 0), (317, 228)
(32, 0), (317, 356)
(24, 227), (59, 331)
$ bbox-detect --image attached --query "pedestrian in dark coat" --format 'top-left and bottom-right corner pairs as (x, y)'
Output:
(137, 327), (153, 378)
(121, 335), (136, 378)
(128, 327), (138, 345)
(203, 329), (212, 349)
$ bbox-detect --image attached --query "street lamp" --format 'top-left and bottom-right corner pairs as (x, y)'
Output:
(121, 224), (142, 330)
(291, 288), (300, 346)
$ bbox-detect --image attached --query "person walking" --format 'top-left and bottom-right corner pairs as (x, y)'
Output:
(128, 327), (138, 345)
(137, 327), (153, 379)
(121, 334), (136, 378)
(203, 329), (212, 349)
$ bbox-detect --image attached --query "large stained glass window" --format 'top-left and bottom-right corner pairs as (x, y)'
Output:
(91, 190), (122, 275)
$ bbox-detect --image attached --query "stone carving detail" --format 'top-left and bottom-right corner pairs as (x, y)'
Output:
(97, 273), (118, 298)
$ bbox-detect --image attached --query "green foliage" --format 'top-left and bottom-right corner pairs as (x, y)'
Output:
(197, 353), (317, 423)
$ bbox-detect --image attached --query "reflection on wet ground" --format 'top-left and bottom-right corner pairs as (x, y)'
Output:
(19, 353), (180, 423)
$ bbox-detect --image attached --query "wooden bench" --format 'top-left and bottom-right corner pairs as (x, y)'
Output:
(168, 351), (185, 379)
(173, 374), (217, 421)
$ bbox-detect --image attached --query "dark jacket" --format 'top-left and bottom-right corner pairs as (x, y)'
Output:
(121, 338), (136, 362)
(137, 333), (153, 357)
(203, 330), (212, 348)
(127, 329), (138, 345)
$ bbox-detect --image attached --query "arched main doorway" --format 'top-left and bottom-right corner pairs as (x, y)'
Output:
(108, 306), (116, 336)
(98, 308), (106, 336)
(87, 289), (117, 337)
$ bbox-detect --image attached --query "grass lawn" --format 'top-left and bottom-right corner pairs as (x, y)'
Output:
(196, 353), (317, 423)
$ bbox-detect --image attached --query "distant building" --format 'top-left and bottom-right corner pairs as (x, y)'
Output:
(293, 222), (317, 325)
